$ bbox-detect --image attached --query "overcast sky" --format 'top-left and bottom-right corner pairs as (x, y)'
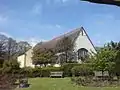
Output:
(0, 0), (120, 46)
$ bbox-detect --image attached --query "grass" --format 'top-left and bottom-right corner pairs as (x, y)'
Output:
(17, 78), (120, 90)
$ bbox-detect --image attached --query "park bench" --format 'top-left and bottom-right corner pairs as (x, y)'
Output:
(94, 71), (109, 80)
(50, 71), (64, 78)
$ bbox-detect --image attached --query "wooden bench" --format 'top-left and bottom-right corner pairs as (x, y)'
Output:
(94, 71), (109, 80)
(50, 71), (64, 78)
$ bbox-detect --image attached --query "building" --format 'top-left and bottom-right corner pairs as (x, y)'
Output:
(17, 27), (96, 68)
(17, 48), (34, 68)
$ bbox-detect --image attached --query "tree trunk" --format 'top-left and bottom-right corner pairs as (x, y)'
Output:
(65, 52), (67, 63)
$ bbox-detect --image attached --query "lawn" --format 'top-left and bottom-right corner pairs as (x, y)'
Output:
(17, 78), (120, 90)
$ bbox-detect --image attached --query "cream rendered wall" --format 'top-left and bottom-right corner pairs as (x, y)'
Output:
(74, 29), (96, 63)
(17, 54), (25, 68)
(17, 48), (35, 68)
(25, 48), (35, 68)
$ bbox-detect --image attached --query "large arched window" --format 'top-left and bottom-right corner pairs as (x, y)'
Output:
(78, 48), (88, 62)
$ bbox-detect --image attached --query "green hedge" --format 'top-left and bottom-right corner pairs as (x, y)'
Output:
(32, 67), (41, 77)
(19, 63), (93, 77)
(71, 64), (93, 76)
(19, 67), (34, 77)
(62, 63), (81, 77)
(20, 66), (63, 77)
(41, 67), (63, 77)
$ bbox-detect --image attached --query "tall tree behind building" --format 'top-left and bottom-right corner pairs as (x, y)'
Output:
(56, 36), (75, 63)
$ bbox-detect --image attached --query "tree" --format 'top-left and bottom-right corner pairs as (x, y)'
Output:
(81, 0), (120, 6)
(0, 42), (6, 68)
(107, 41), (120, 77)
(17, 41), (31, 56)
(0, 34), (8, 67)
(32, 48), (56, 66)
(56, 36), (75, 63)
(0, 34), (31, 89)
(91, 48), (116, 72)
(2, 38), (31, 61)
(2, 59), (20, 74)
(0, 34), (31, 61)
(6, 38), (18, 60)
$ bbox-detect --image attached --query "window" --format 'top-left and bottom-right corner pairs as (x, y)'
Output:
(78, 48), (88, 62)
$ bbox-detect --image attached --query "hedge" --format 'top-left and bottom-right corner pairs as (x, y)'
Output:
(20, 66), (63, 77)
(41, 67), (63, 77)
(62, 63), (81, 77)
(71, 64), (93, 77)
(19, 63), (92, 77)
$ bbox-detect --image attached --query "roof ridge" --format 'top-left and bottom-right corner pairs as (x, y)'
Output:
(52, 27), (83, 40)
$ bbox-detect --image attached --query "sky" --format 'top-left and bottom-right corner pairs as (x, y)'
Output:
(0, 0), (120, 46)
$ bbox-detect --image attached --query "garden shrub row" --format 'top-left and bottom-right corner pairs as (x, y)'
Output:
(19, 63), (93, 78)
(20, 66), (63, 78)
(71, 64), (93, 77)
(62, 63), (81, 77)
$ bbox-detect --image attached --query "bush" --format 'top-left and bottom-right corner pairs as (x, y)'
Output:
(0, 74), (18, 90)
(2, 59), (20, 74)
(62, 63), (81, 77)
(32, 67), (41, 77)
(71, 76), (93, 86)
(19, 66), (63, 77)
(41, 67), (63, 77)
(71, 64), (93, 77)
(20, 67), (33, 77)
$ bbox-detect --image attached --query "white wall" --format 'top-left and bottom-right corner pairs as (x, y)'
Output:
(74, 29), (96, 53)
(74, 29), (96, 63)
(17, 54), (25, 68)
(17, 48), (35, 68)
(25, 49), (35, 68)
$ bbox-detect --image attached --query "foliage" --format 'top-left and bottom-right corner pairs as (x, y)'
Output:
(0, 34), (31, 89)
(17, 41), (32, 56)
(71, 76), (93, 86)
(90, 48), (116, 72)
(0, 74), (17, 90)
(62, 63), (81, 77)
(32, 67), (41, 77)
(106, 41), (120, 76)
(41, 66), (63, 77)
(71, 64), (93, 76)
(70, 41), (120, 87)
(114, 51), (120, 76)
(20, 67), (34, 77)
(0, 34), (31, 61)
(32, 48), (56, 66)
(2, 59), (20, 74)
(0, 42), (6, 68)
(19, 66), (63, 78)
(6, 38), (19, 60)
(56, 36), (75, 63)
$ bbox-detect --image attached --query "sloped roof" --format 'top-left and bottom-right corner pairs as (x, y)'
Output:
(34, 27), (84, 50)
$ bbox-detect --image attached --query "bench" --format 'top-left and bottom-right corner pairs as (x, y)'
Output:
(50, 71), (64, 78)
(94, 71), (109, 80)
